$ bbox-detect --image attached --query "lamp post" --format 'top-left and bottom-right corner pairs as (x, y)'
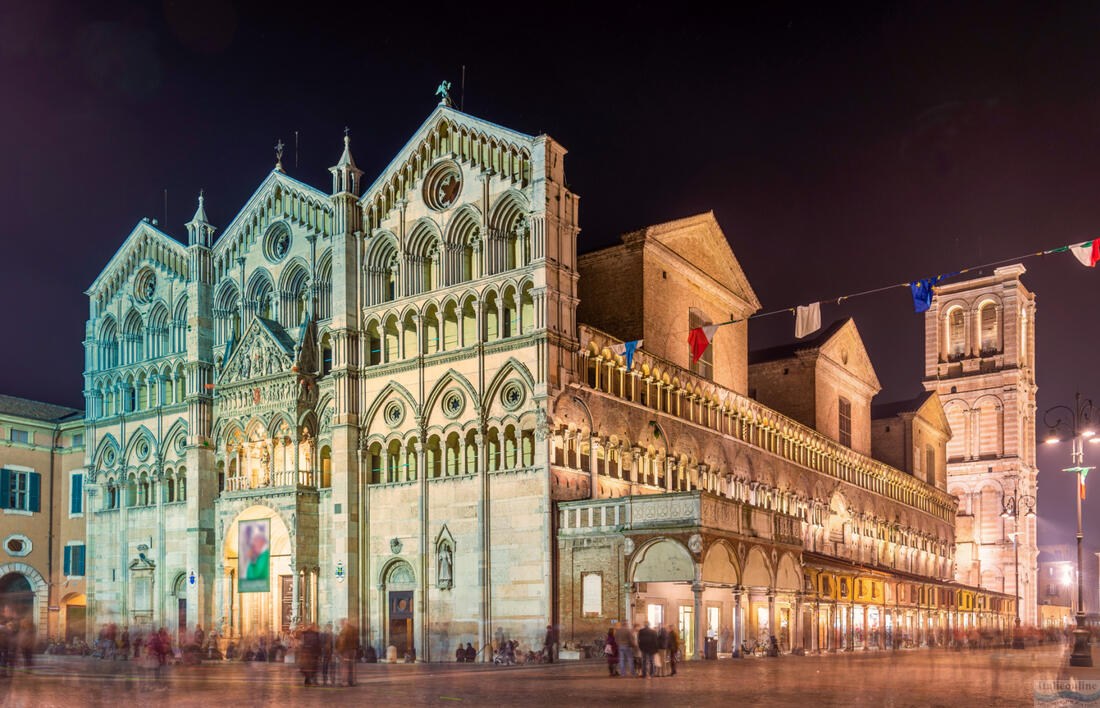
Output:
(1002, 488), (1035, 649)
(1043, 392), (1097, 667)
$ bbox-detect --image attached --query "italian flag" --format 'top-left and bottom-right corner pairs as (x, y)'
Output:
(688, 324), (721, 363)
(1070, 240), (1100, 267)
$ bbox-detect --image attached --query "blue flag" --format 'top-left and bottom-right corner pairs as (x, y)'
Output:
(610, 339), (643, 369)
(909, 273), (958, 313)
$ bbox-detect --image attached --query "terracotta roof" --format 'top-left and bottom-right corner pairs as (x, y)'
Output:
(0, 394), (82, 423)
(747, 319), (850, 365)
(871, 391), (936, 420)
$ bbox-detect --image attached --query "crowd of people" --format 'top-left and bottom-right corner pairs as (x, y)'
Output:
(607, 621), (681, 678)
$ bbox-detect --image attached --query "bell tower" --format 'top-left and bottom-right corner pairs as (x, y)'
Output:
(922, 264), (1038, 625)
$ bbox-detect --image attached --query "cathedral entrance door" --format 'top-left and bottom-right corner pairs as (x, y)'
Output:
(388, 591), (414, 657)
(223, 505), (292, 639)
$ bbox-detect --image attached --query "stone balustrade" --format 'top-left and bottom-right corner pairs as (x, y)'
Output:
(579, 325), (957, 523)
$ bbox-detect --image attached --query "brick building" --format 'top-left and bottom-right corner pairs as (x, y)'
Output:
(561, 213), (1013, 657)
(0, 394), (87, 642)
(921, 267), (1039, 625)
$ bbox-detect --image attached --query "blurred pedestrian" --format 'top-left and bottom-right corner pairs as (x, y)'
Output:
(320, 622), (334, 686)
(615, 623), (636, 677)
(637, 621), (658, 678)
(544, 625), (555, 663)
(667, 626), (679, 676)
(337, 620), (358, 686)
(18, 619), (34, 667)
(298, 623), (320, 686)
(604, 627), (618, 676)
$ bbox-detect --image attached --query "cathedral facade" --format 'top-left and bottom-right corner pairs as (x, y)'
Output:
(81, 103), (1014, 661)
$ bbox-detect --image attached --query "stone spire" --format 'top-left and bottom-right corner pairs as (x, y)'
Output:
(330, 128), (364, 197)
(186, 190), (216, 248)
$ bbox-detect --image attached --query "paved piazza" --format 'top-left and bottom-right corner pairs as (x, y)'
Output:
(1, 646), (1097, 707)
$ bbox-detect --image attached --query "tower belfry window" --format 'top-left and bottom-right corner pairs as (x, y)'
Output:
(980, 304), (997, 353)
(838, 397), (852, 447)
(948, 308), (965, 357)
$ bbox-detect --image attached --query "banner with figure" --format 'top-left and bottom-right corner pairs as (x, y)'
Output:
(238, 518), (270, 593)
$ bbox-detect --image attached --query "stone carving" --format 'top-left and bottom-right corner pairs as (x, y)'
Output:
(623, 537), (635, 555)
(390, 537), (402, 554)
(631, 497), (696, 524)
(437, 544), (453, 590)
(688, 533), (703, 554)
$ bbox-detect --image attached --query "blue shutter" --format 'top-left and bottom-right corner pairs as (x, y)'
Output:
(71, 473), (83, 514)
(63, 546), (71, 576)
(28, 472), (40, 513)
(75, 545), (85, 576)
(0, 469), (9, 510)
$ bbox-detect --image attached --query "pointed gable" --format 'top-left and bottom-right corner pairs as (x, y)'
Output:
(86, 220), (188, 304)
(218, 316), (297, 385)
(816, 318), (881, 395)
(630, 211), (761, 312)
(359, 105), (537, 234)
(211, 171), (332, 262)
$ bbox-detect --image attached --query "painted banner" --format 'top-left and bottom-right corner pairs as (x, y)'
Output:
(238, 518), (270, 593)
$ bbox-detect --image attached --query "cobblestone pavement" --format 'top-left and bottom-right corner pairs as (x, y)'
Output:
(0, 645), (1096, 708)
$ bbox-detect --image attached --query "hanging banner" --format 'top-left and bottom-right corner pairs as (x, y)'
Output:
(238, 518), (270, 593)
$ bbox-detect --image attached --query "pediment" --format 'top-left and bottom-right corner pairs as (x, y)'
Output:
(817, 320), (881, 394)
(218, 316), (296, 386)
(212, 170), (331, 260)
(359, 105), (536, 229)
(636, 212), (761, 312)
(915, 392), (952, 438)
(86, 221), (188, 302)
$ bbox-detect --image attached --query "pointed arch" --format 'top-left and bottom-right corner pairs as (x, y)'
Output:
(423, 369), (480, 426)
(363, 380), (420, 434)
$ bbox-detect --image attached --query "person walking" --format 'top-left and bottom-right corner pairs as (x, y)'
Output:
(614, 623), (636, 677)
(667, 626), (679, 676)
(298, 623), (320, 686)
(543, 625), (555, 663)
(604, 627), (619, 676)
(319, 622), (334, 686)
(656, 624), (669, 677)
(17, 620), (34, 668)
(335, 620), (359, 687)
(637, 621), (658, 678)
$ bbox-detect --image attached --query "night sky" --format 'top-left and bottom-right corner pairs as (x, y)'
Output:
(2, 1), (1098, 599)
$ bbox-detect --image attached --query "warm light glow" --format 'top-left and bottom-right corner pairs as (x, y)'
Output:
(1045, 435), (1061, 445)
(1063, 567), (1074, 584)
(1090, 437), (1100, 444)
(1083, 429), (1096, 438)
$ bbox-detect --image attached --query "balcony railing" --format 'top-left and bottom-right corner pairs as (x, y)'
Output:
(579, 325), (957, 523)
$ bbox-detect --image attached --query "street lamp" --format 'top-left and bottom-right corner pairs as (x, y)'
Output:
(1002, 490), (1036, 649)
(1043, 392), (1097, 667)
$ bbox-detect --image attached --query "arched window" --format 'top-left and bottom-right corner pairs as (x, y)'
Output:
(947, 307), (966, 358)
(979, 303), (998, 353)
(320, 333), (333, 375)
(99, 316), (119, 369)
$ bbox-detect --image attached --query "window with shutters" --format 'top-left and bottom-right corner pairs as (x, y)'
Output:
(838, 397), (852, 447)
(9, 429), (28, 444)
(979, 303), (998, 353)
(70, 472), (83, 515)
(64, 544), (86, 577)
(1, 468), (39, 513)
(947, 308), (966, 358)
(925, 445), (936, 485)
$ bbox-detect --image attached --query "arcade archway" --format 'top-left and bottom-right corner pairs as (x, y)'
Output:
(0, 573), (33, 623)
(223, 505), (292, 638)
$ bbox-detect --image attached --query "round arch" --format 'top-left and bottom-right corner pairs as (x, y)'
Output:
(741, 546), (772, 588)
(701, 542), (740, 585)
(629, 537), (694, 583)
(0, 562), (48, 640)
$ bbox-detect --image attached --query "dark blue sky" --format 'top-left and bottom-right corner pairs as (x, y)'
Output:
(1, 1), (1098, 594)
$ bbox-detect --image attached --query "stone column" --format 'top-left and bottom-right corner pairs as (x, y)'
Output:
(811, 602), (819, 653)
(692, 582), (705, 659)
(417, 440), (428, 661)
(792, 593), (804, 654)
(589, 436), (599, 500)
(732, 586), (743, 657)
(476, 431), (490, 659)
(767, 591), (776, 649)
(862, 605), (870, 650)
(846, 604), (854, 651)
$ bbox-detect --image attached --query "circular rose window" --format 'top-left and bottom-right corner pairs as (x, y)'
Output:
(423, 162), (462, 211)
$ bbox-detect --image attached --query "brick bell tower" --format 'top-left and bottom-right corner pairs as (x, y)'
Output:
(922, 264), (1038, 625)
